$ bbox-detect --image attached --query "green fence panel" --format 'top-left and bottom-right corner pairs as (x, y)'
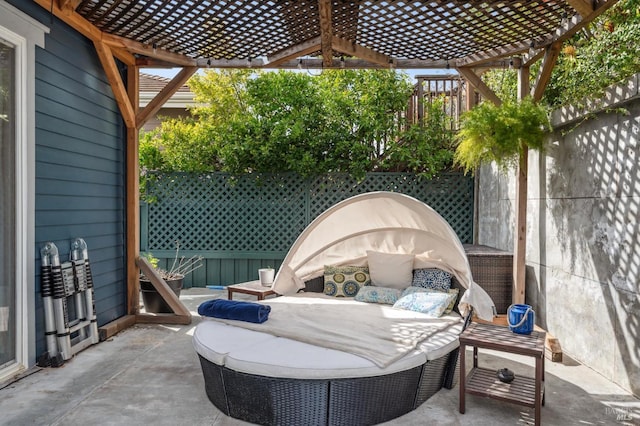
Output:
(141, 172), (473, 287)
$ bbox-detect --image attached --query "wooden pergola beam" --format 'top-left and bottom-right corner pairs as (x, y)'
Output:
(136, 66), (198, 129)
(456, 67), (502, 106)
(93, 41), (136, 128)
(566, 0), (595, 17)
(57, 0), (81, 13)
(136, 257), (191, 324)
(103, 34), (198, 67)
(111, 46), (136, 67)
(332, 36), (390, 68)
(532, 41), (562, 102)
(318, 0), (333, 68)
(265, 37), (321, 68)
(269, 57), (516, 70)
(195, 58), (266, 68)
(521, 48), (545, 68)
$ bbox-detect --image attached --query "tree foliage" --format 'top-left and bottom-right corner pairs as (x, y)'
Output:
(140, 69), (455, 180)
(382, 99), (454, 177)
(481, 0), (640, 108)
(544, 0), (640, 107)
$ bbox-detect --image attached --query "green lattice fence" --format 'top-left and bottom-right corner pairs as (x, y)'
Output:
(141, 172), (473, 287)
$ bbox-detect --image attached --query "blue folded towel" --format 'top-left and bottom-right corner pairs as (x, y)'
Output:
(197, 299), (271, 324)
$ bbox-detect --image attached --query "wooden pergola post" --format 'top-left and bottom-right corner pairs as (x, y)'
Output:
(513, 66), (530, 305)
(126, 67), (141, 316)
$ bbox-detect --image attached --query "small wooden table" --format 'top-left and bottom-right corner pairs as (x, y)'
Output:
(459, 322), (546, 426)
(227, 280), (276, 301)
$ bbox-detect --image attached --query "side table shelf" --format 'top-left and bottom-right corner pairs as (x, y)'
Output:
(459, 322), (546, 426)
(466, 367), (543, 407)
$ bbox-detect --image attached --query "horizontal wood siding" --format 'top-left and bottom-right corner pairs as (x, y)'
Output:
(13, 2), (127, 357)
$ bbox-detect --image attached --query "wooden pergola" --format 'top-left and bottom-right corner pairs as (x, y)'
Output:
(36, 0), (618, 330)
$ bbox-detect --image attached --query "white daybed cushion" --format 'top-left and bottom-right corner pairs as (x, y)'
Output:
(224, 336), (426, 380)
(417, 317), (463, 361)
(209, 293), (461, 368)
(192, 320), (277, 365)
(195, 317), (462, 380)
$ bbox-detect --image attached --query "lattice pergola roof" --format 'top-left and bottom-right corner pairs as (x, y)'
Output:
(43, 0), (617, 69)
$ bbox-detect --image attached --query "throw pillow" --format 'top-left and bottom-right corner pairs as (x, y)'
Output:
(354, 286), (402, 305)
(366, 251), (415, 290)
(400, 286), (460, 314)
(393, 291), (457, 317)
(323, 265), (371, 297)
(412, 268), (453, 291)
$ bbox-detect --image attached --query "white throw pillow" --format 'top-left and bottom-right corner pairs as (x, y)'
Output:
(366, 251), (415, 290)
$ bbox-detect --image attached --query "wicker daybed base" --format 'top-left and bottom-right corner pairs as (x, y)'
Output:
(195, 278), (466, 425)
(197, 347), (459, 426)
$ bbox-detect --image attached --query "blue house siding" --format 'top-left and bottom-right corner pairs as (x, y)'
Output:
(9, 1), (127, 357)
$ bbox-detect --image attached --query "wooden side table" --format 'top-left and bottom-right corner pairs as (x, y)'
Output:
(227, 280), (276, 301)
(459, 322), (546, 426)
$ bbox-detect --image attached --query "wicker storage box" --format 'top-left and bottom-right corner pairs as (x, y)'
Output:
(464, 244), (513, 314)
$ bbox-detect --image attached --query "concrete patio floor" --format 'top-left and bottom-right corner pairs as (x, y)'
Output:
(1, 288), (638, 426)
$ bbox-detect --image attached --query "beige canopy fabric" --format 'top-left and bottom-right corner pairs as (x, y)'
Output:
(272, 191), (495, 321)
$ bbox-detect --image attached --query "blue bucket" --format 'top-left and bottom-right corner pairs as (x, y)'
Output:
(507, 304), (535, 335)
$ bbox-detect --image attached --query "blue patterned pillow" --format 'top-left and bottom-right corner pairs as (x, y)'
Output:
(412, 268), (452, 291)
(393, 291), (457, 317)
(324, 265), (371, 297)
(400, 287), (460, 314)
(355, 286), (401, 305)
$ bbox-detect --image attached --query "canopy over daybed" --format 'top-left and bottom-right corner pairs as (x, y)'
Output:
(272, 191), (495, 320)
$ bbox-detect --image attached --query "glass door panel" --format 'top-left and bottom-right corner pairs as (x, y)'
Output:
(0, 38), (16, 370)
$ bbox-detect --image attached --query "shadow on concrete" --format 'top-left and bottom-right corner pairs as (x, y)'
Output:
(0, 288), (638, 425)
(539, 99), (640, 398)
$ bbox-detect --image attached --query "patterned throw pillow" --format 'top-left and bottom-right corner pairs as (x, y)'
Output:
(411, 268), (453, 291)
(400, 287), (460, 314)
(354, 286), (402, 305)
(393, 291), (457, 317)
(324, 265), (371, 297)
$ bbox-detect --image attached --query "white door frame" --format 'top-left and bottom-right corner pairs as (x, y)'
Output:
(0, 0), (48, 382)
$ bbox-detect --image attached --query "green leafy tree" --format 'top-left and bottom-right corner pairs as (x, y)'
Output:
(318, 70), (413, 162)
(545, 0), (640, 107)
(219, 71), (331, 176)
(381, 98), (454, 178)
(480, 0), (640, 108)
(140, 68), (456, 180)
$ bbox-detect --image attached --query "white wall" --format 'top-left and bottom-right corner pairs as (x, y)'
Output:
(477, 74), (640, 397)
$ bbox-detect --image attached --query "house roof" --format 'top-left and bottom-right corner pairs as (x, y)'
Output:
(139, 73), (190, 93)
(41, 0), (618, 70)
(139, 73), (194, 108)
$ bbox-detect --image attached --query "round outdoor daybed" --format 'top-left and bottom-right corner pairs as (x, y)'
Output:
(193, 192), (495, 425)
(193, 307), (464, 426)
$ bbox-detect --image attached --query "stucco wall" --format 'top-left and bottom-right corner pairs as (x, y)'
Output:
(477, 74), (640, 397)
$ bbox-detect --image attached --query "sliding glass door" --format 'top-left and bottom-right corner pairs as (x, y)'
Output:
(0, 36), (17, 373)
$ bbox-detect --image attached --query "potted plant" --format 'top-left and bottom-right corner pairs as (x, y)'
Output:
(258, 266), (275, 286)
(454, 96), (550, 172)
(140, 248), (203, 313)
